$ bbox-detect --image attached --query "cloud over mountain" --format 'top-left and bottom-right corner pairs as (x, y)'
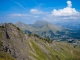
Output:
(42, 0), (80, 22)
(51, 1), (79, 16)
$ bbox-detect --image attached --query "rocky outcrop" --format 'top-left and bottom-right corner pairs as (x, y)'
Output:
(0, 23), (28, 60)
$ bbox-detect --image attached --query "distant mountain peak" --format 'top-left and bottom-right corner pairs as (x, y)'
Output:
(34, 20), (48, 24)
(32, 20), (51, 28)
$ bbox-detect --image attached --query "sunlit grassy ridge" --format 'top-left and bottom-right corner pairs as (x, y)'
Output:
(25, 34), (80, 60)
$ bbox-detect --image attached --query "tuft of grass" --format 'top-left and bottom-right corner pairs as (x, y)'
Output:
(0, 51), (15, 60)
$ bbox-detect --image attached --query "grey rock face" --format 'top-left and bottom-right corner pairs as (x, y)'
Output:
(0, 23), (28, 60)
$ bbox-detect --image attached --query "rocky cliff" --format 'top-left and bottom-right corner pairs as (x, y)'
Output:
(0, 23), (28, 60)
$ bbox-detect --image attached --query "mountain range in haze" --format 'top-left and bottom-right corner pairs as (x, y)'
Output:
(15, 20), (80, 40)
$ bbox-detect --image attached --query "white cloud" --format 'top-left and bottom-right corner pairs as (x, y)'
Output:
(9, 14), (30, 17)
(34, 16), (39, 18)
(67, 1), (72, 7)
(51, 1), (79, 16)
(8, 13), (41, 21)
(30, 9), (44, 14)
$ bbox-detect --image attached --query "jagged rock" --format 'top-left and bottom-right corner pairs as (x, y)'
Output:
(0, 23), (28, 60)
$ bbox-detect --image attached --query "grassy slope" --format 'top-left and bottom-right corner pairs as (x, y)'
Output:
(26, 35), (80, 60)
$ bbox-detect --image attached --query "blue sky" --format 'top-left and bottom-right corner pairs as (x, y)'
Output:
(0, 0), (80, 24)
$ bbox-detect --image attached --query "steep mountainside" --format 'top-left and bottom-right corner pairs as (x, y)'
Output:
(0, 23), (80, 60)
(0, 23), (28, 60)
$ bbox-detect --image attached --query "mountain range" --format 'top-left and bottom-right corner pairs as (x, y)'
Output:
(0, 23), (80, 60)
(15, 21), (80, 40)
(16, 21), (63, 39)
